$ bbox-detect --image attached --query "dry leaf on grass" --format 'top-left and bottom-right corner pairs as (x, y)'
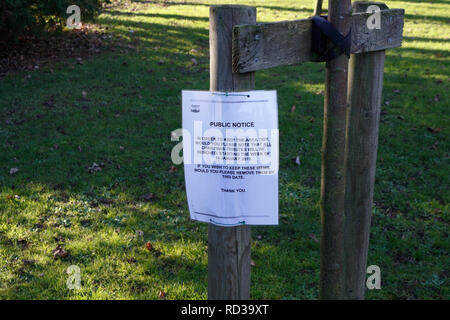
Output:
(52, 245), (68, 259)
(158, 290), (166, 299)
(169, 166), (178, 173)
(427, 127), (443, 134)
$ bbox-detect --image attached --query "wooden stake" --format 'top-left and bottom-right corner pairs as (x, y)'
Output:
(208, 5), (256, 300)
(344, 1), (388, 300)
(319, 0), (352, 300)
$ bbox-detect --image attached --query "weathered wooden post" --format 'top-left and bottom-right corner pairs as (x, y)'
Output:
(208, 5), (256, 300)
(344, 1), (391, 300)
(319, 0), (352, 300)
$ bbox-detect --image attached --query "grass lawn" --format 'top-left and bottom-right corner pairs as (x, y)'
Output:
(0, 0), (448, 299)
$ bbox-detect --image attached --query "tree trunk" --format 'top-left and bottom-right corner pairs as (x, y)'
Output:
(319, 0), (352, 300)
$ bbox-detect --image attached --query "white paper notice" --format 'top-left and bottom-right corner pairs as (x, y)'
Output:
(182, 90), (278, 226)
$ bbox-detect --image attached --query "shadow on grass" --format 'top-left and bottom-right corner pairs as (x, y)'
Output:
(131, 0), (314, 14)
(405, 13), (450, 23)
(404, 36), (450, 43)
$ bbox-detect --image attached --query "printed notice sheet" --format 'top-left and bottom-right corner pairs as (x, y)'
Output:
(182, 90), (278, 226)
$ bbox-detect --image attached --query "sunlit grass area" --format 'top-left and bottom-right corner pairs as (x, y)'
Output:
(0, 0), (448, 299)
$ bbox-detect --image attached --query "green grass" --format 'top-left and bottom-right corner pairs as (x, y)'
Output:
(0, 0), (448, 299)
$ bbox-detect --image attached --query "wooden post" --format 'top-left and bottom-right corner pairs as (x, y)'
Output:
(344, 1), (388, 300)
(208, 5), (256, 300)
(319, 0), (352, 300)
(314, 0), (324, 16)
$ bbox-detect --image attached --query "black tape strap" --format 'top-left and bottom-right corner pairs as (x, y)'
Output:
(312, 15), (351, 62)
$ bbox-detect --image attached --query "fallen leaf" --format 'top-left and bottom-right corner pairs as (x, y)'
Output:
(52, 245), (68, 259)
(426, 127), (443, 134)
(145, 241), (153, 251)
(169, 166), (178, 173)
(158, 290), (166, 299)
